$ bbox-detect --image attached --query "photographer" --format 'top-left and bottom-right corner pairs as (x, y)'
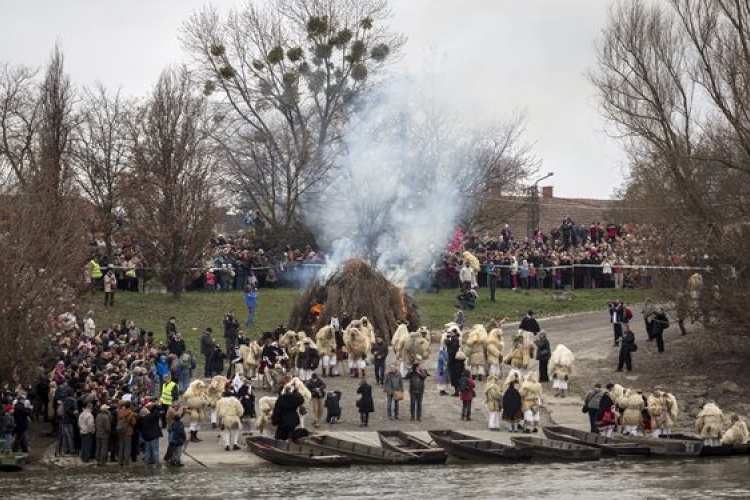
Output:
(223, 313), (240, 355)
(608, 300), (625, 346)
(403, 362), (428, 421)
(305, 374), (326, 428)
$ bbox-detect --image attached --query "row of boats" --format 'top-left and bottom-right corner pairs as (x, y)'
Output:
(245, 426), (750, 467)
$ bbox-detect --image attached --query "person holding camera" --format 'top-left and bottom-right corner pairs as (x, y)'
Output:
(223, 313), (240, 355)
(404, 362), (427, 421)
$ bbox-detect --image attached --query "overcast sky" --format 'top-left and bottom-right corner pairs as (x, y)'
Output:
(0, 0), (626, 199)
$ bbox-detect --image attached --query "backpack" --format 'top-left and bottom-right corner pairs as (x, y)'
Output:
(458, 377), (470, 395)
(116, 417), (127, 435)
(180, 354), (192, 370)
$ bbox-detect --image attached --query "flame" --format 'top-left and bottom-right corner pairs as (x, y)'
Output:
(310, 303), (324, 316)
(401, 293), (408, 318)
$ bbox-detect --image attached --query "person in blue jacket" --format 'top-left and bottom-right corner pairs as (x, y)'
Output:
(245, 286), (258, 327)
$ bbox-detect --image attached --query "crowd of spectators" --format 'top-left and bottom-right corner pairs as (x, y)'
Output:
(0, 311), (220, 466)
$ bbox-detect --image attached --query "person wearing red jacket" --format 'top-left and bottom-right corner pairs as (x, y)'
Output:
(459, 370), (476, 421)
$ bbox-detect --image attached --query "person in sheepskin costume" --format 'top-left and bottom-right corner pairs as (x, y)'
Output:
(391, 323), (409, 376)
(503, 369), (522, 391)
(695, 402), (724, 447)
(207, 375), (228, 429)
(279, 331), (302, 374)
(403, 327), (431, 368)
(722, 415), (749, 445)
(315, 325), (337, 377)
(464, 324), (488, 381)
(216, 392), (244, 451)
(255, 396), (277, 437)
(504, 334), (532, 378)
(485, 327), (505, 378)
(519, 372), (543, 433)
(647, 388), (679, 437)
(620, 389), (645, 436)
(238, 341), (261, 381)
(484, 374), (504, 431)
(295, 336), (319, 382)
(548, 344), (574, 397)
(180, 379), (208, 442)
(343, 324), (371, 378)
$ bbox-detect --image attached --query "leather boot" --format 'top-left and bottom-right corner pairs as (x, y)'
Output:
(194, 431), (202, 442)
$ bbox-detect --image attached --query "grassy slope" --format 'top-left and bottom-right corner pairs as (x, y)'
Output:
(80, 288), (654, 354)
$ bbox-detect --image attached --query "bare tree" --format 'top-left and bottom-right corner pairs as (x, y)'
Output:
(183, 0), (403, 245)
(0, 47), (83, 384)
(71, 84), (134, 261)
(128, 67), (219, 298)
(592, 0), (750, 343)
(0, 63), (39, 191)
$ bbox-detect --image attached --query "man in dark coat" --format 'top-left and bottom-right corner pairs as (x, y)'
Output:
(519, 310), (540, 335)
(139, 404), (163, 468)
(534, 332), (551, 382)
(12, 397), (32, 453)
(403, 364), (427, 421)
(650, 308), (670, 353)
(444, 331), (461, 396)
(617, 328), (636, 372)
(502, 381), (523, 432)
(272, 387), (304, 441)
(223, 314), (240, 356)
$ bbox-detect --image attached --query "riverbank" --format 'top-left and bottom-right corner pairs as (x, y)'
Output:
(32, 308), (750, 472)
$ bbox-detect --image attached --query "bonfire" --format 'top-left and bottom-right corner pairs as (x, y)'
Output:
(288, 259), (420, 340)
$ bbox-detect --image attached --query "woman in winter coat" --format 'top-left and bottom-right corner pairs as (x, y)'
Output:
(502, 380), (523, 433)
(484, 375), (503, 431)
(383, 364), (403, 420)
(356, 379), (375, 427)
(534, 332), (551, 382)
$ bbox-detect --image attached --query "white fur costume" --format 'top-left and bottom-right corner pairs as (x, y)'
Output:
(280, 331), (301, 375)
(465, 325), (488, 378)
(255, 397), (277, 437)
(238, 342), (261, 381)
(484, 374), (504, 430)
(696, 403), (724, 447)
(722, 419), (749, 445)
(207, 375), (228, 425)
(343, 324), (371, 376)
(520, 372), (543, 429)
(296, 337), (317, 381)
(180, 380), (208, 433)
(315, 325), (337, 376)
(548, 345), (574, 396)
(485, 328), (505, 377)
(216, 395), (244, 449)
(392, 324), (409, 376)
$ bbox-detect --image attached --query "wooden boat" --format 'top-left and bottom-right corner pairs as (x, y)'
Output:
(511, 436), (601, 461)
(427, 430), (532, 462)
(245, 436), (351, 467)
(377, 431), (448, 465)
(301, 434), (415, 464)
(0, 453), (27, 472)
(659, 434), (750, 457)
(614, 435), (703, 457)
(543, 426), (650, 456)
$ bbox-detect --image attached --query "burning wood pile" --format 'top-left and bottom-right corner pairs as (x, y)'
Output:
(288, 259), (420, 341)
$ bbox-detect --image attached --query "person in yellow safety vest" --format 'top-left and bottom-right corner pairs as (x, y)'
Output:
(160, 374), (180, 429)
(90, 258), (103, 291)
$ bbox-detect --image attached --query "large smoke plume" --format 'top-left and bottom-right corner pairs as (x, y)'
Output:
(307, 72), (520, 286)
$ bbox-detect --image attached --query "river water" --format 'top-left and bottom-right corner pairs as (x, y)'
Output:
(3, 457), (750, 499)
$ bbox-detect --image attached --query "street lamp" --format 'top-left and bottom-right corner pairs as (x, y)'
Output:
(527, 172), (554, 239)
